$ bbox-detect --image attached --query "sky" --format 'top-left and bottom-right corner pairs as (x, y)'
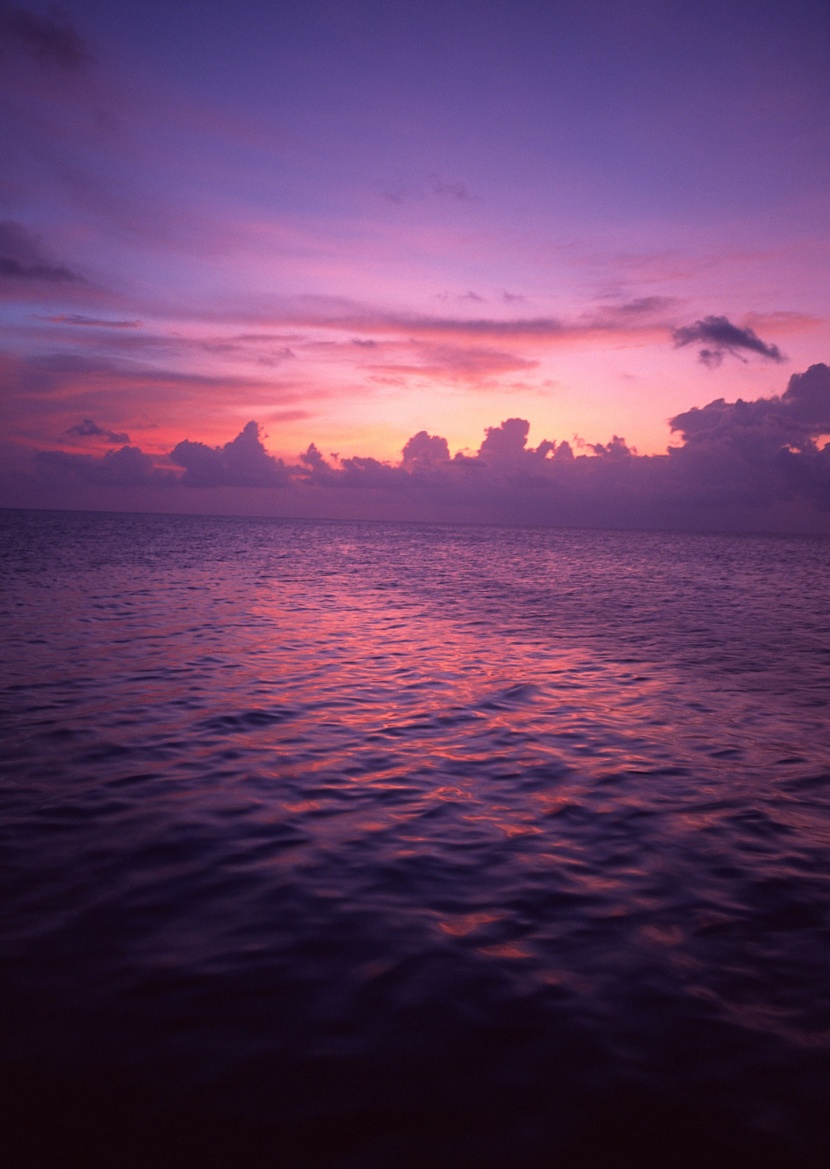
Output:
(1, 0), (829, 530)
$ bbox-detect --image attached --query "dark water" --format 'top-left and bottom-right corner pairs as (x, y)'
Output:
(1, 509), (829, 1169)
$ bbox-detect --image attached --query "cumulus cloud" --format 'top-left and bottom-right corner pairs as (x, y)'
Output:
(401, 431), (451, 470)
(478, 418), (553, 465)
(670, 362), (830, 450)
(23, 366), (830, 531)
(66, 418), (130, 444)
(0, 2), (91, 69)
(171, 421), (289, 488)
(0, 222), (81, 284)
(673, 315), (784, 367)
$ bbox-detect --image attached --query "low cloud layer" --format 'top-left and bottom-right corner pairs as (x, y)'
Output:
(25, 365), (830, 533)
(673, 315), (784, 367)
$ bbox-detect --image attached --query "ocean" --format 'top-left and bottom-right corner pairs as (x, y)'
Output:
(1, 508), (829, 1169)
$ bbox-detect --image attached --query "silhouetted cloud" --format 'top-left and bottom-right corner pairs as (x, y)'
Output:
(673, 315), (784, 367)
(670, 363), (830, 449)
(171, 421), (289, 488)
(0, 2), (91, 69)
(66, 418), (130, 444)
(401, 431), (451, 470)
(0, 222), (81, 284)
(36, 445), (165, 487)
(23, 366), (830, 531)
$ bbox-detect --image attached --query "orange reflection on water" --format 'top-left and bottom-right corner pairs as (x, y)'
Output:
(477, 942), (532, 959)
(437, 912), (500, 937)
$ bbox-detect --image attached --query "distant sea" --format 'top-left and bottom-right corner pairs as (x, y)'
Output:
(2, 508), (829, 1169)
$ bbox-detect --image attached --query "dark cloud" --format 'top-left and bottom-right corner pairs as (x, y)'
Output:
(670, 362), (830, 451)
(66, 418), (130, 444)
(673, 315), (784, 367)
(171, 421), (289, 488)
(0, 221), (82, 284)
(36, 445), (165, 488)
(288, 364), (830, 526)
(0, 2), (91, 69)
(22, 366), (830, 532)
(478, 418), (553, 465)
(401, 431), (451, 470)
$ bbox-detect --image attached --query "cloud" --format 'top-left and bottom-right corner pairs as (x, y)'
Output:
(170, 421), (290, 488)
(478, 418), (553, 465)
(401, 431), (451, 470)
(39, 315), (141, 328)
(669, 362), (830, 451)
(382, 175), (470, 204)
(0, 221), (82, 284)
(20, 366), (830, 532)
(66, 418), (130, 444)
(673, 315), (784, 367)
(369, 343), (537, 384)
(591, 296), (677, 323)
(0, 2), (91, 70)
(289, 365), (830, 524)
(36, 445), (166, 488)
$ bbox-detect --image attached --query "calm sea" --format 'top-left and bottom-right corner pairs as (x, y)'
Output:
(1, 509), (829, 1169)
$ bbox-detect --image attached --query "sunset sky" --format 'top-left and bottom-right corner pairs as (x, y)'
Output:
(1, 0), (829, 525)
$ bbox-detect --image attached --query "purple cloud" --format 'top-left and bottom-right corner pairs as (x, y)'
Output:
(36, 445), (165, 488)
(171, 421), (289, 488)
(23, 366), (830, 532)
(673, 315), (784, 367)
(66, 418), (131, 444)
(401, 431), (451, 470)
(0, 222), (81, 285)
(670, 363), (830, 451)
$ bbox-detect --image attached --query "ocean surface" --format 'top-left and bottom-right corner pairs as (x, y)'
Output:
(1, 508), (829, 1169)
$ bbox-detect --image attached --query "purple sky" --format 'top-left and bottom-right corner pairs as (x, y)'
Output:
(2, 0), (829, 529)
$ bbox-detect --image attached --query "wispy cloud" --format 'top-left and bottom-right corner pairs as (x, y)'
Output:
(38, 314), (142, 328)
(367, 342), (537, 384)
(382, 174), (471, 204)
(0, 221), (82, 284)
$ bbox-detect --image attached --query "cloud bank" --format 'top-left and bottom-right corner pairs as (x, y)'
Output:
(23, 365), (830, 534)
